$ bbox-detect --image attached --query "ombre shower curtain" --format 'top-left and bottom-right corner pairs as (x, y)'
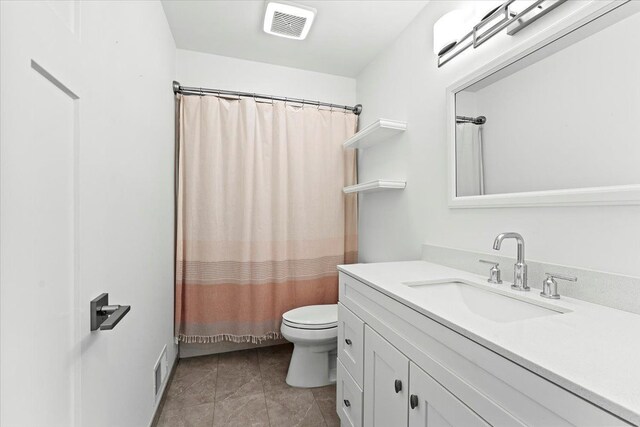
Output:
(175, 94), (358, 344)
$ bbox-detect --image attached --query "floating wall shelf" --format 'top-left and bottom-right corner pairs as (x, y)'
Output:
(343, 180), (406, 194)
(343, 119), (407, 150)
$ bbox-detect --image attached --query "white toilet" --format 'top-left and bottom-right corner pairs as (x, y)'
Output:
(281, 304), (338, 388)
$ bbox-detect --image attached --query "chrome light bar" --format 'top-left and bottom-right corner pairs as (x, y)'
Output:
(437, 0), (567, 68)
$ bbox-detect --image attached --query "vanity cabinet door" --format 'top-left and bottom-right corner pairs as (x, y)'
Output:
(364, 325), (409, 427)
(408, 362), (489, 427)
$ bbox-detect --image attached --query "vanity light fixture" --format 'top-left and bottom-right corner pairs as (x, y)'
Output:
(263, 1), (317, 40)
(436, 0), (567, 67)
(432, 9), (471, 55)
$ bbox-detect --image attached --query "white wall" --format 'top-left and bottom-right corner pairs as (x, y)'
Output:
(355, 1), (640, 279)
(457, 10), (640, 194)
(78, 3), (177, 426)
(176, 49), (356, 106)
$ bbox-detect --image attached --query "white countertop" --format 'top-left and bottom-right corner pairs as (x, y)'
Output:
(338, 261), (640, 425)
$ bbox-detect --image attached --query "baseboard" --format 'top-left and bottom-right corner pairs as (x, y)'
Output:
(149, 353), (179, 427)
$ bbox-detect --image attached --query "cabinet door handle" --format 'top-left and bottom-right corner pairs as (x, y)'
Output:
(345, 338), (352, 345)
(410, 394), (419, 409)
(394, 379), (402, 393)
(343, 399), (351, 408)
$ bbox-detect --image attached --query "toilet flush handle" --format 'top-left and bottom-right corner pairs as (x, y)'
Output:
(345, 338), (352, 345)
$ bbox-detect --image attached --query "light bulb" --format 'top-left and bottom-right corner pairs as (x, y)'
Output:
(433, 10), (468, 55)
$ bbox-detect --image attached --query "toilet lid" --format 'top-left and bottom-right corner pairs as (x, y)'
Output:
(282, 304), (337, 329)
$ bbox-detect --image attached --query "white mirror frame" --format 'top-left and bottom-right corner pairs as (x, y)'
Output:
(447, 0), (640, 208)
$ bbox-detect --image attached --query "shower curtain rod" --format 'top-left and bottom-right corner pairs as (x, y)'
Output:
(456, 115), (487, 125)
(173, 81), (363, 115)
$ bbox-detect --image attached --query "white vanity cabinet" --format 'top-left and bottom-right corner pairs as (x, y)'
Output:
(362, 325), (487, 427)
(363, 326), (409, 427)
(409, 362), (488, 427)
(336, 271), (632, 427)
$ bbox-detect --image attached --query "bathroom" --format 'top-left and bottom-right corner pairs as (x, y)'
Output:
(1, 0), (639, 426)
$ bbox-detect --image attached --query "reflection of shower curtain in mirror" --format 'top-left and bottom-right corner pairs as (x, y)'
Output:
(456, 123), (485, 196)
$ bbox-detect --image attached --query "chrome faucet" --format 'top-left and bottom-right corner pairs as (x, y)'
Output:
(493, 232), (529, 291)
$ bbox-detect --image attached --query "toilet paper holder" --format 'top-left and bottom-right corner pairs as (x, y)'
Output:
(90, 293), (131, 331)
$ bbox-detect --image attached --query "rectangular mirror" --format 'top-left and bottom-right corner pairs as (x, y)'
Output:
(449, 1), (640, 207)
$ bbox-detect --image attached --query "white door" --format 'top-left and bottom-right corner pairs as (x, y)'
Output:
(363, 325), (409, 427)
(1, 2), (83, 426)
(408, 362), (489, 427)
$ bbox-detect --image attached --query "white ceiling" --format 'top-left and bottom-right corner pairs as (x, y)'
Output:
(161, 0), (428, 77)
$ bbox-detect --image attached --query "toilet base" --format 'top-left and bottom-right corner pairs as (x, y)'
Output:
(280, 317), (338, 389)
(285, 342), (337, 388)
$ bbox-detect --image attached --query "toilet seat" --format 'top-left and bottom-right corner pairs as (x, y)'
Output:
(282, 304), (337, 330)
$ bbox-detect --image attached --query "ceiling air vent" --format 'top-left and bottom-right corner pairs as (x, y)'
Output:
(263, 2), (317, 40)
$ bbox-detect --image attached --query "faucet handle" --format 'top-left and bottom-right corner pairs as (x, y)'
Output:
(545, 272), (577, 282)
(479, 260), (502, 284)
(541, 272), (577, 299)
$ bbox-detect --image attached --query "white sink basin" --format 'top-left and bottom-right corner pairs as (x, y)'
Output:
(402, 279), (570, 323)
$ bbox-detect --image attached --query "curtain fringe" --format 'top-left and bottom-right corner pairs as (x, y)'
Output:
(177, 332), (283, 345)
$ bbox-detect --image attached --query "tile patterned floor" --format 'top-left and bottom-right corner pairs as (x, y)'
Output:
(156, 343), (340, 427)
